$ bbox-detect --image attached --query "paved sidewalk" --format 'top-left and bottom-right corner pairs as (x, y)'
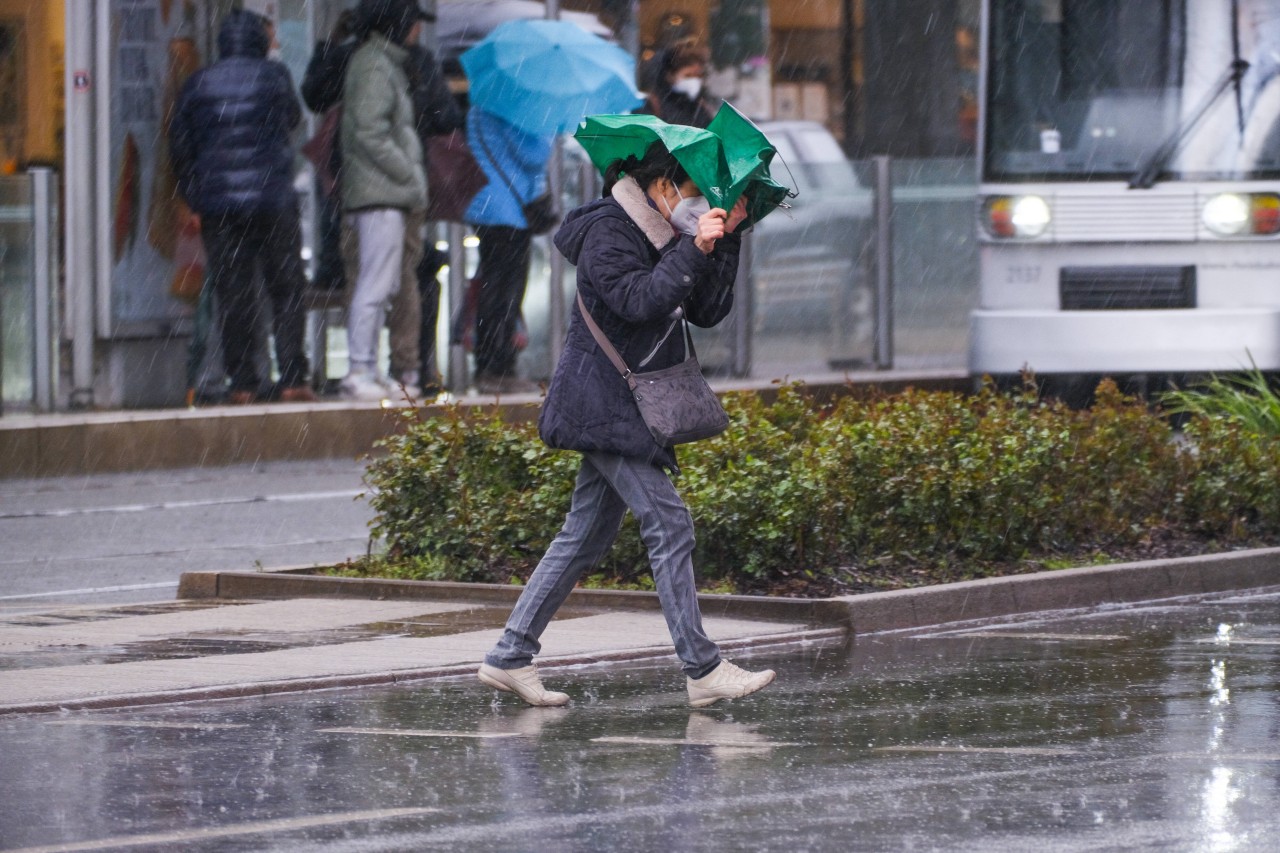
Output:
(4, 545), (1276, 717)
(0, 597), (834, 715)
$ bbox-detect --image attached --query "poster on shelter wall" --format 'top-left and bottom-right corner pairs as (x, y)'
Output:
(0, 21), (26, 172)
(108, 0), (208, 329)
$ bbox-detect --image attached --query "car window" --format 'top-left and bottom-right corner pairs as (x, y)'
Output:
(790, 126), (860, 196)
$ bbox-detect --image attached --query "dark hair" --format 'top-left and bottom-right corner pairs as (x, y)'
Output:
(655, 41), (709, 93)
(602, 140), (691, 197)
(357, 0), (423, 45)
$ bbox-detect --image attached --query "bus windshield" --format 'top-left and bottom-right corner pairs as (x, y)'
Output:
(985, 0), (1280, 183)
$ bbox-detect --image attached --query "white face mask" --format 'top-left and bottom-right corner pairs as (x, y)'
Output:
(670, 76), (703, 100)
(661, 184), (711, 236)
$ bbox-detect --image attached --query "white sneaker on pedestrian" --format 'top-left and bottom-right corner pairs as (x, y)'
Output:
(687, 660), (776, 708)
(477, 663), (570, 707)
(338, 371), (388, 402)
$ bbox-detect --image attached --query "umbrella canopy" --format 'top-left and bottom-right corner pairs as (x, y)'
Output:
(461, 19), (642, 137)
(706, 102), (793, 227)
(437, 0), (612, 63)
(574, 114), (733, 208)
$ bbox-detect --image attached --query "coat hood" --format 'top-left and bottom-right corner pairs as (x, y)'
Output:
(218, 9), (270, 60)
(552, 198), (624, 266)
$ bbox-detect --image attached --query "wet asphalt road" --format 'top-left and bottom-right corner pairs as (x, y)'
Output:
(1, 589), (1277, 851)
(0, 460), (373, 610)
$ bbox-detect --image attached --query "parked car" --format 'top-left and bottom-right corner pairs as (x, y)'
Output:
(749, 120), (874, 351)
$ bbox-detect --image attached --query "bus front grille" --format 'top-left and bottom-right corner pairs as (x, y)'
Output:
(1050, 191), (1199, 241)
(1060, 266), (1197, 310)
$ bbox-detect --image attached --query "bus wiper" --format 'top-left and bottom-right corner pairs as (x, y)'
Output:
(1128, 59), (1249, 189)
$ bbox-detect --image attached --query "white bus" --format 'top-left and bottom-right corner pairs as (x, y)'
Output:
(972, 0), (1280, 388)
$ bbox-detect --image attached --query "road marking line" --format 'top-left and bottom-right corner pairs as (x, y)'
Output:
(0, 582), (178, 601)
(1, 807), (436, 853)
(1166, 752), (1280, 762)
(44, 720), (250, 731)
(592, 736), (802, 748)
(1192, 638), (1280, 646)
(874, 745), (1082, 756)
(937, 632), (1128, 641)
(318, 727), (524, 739)
(0, 490), (364, 520)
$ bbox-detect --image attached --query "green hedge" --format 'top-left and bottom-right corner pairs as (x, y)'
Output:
(360, 381), (1280, 591)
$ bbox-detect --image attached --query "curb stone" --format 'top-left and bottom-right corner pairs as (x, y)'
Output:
(179, 545), (1280, 633)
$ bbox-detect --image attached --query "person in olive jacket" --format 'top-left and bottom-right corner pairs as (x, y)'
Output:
(170, 8), (313, 403)
(337, 0), (429, 400)
(478, 140), (776, 710)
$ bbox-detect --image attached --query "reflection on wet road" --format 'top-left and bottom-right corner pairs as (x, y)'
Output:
(1, 589), (1277, 851)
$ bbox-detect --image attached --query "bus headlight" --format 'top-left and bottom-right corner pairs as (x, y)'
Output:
(982, 195), (1051, 238)
(1202, 193), (1280, 236)
(1202, 193), (1250, 235)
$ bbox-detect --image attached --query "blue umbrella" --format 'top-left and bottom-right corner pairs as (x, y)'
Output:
(461, 19), (643, 137)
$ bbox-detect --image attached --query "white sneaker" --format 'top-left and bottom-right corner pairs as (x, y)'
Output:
(477, 663), (570, 707)
(338, 371), (388, 402)
(687, 660), (776, 708)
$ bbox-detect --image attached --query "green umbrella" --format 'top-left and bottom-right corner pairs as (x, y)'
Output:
(706, 102), (793, 227)
(574, 114), (733, 208)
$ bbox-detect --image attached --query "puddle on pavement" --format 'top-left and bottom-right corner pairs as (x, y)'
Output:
(0, 604), (601, 671)
(0, 599), (254, 628)
(360, 605), (601, 638)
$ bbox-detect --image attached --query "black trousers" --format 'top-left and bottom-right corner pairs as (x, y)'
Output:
(473, 224), (532, 377)
(201, 208), (310, 392)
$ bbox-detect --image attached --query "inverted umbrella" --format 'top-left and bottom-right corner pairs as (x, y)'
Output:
(706, 102), (794, 227)
(574, 114), (733, 208)
(461, 19), (643, 137)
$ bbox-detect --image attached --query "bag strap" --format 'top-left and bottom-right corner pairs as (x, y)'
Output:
(473, 125), (522, 204)
(575, 292), (697, 382)
(576, 291), (633, 379)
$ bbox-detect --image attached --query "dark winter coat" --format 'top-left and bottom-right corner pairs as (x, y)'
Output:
(170, 10), (302, 217)
(643, 87), (717, 129)
(538, 178), (741, 469)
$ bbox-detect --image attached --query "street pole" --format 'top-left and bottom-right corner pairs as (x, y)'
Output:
(65, 0), (97, 408)
(872, 155), (894, 370)
(545, 0), (567, 373)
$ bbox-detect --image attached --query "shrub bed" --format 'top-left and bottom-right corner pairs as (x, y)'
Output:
(346, 380), (1280, 595)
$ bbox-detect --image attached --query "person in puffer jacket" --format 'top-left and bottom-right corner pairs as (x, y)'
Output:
(477, 139), (777, 710)
(170, 8), (313, 403)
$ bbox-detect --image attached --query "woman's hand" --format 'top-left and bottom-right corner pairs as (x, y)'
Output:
(694, 208), (729, 254)
(693, 197), (750, 253)
(726, 196), (749, 233)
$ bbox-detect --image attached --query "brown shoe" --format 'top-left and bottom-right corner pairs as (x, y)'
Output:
(226, 389), (258, 405)
(279, 385), (318, 403)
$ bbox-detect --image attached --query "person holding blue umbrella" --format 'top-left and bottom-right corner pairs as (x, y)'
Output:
(462, 108), (553, 395)
(460, 19), (643, 395)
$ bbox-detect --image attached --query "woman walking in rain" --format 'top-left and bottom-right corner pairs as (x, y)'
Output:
(477, 138), (775, 708)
